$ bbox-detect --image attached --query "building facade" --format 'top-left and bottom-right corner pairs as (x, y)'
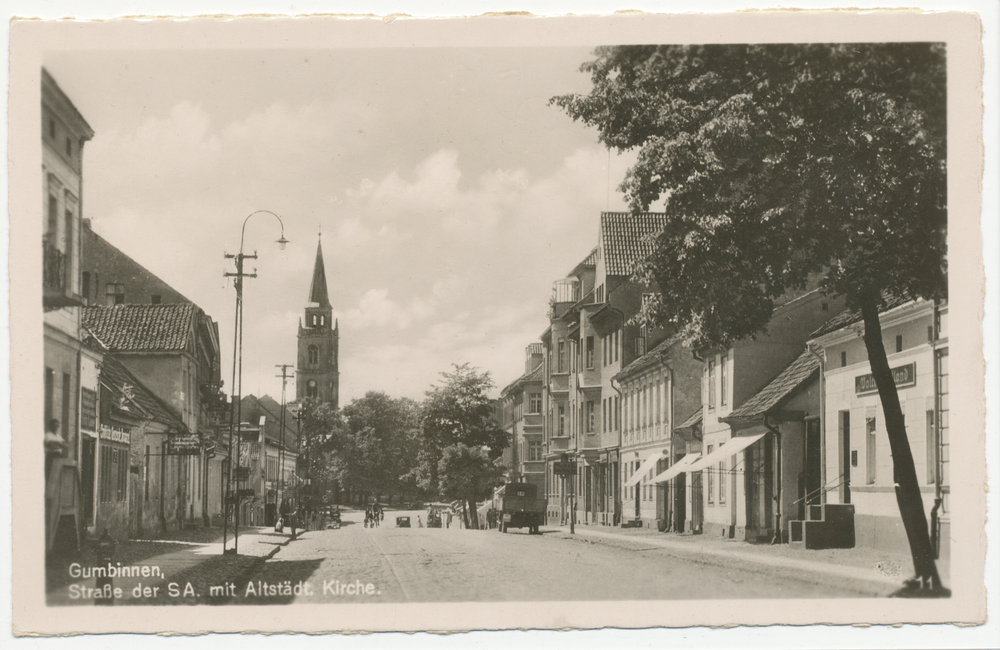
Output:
(42, 68), (95, 554)
(297, 238), (340, 407)
(811, 298), (950, 556)
(498, 344), (545, 496)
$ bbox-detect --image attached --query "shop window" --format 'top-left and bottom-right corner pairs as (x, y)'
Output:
(706, 445), (715, 503)
(99, 445), (128, 503)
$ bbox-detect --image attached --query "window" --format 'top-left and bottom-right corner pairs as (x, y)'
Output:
(48, 194), (59, 236)
(99, 445), (128, 503)
(528, 392), (542, 414)
(708, 360), (717, 410)
(706, 445), (715, 503)
(320, 315), (325, 327)
(586, 336), (595, 369)
(841, 351), (848, 367)
(61, 372), (71, 441)
(602, 336), (608, 366)
(635, 336), (646, 357)
(926, 410), (937, 485)
(144, 445), (150, 501)
(614, 330), (619, 363)
(719, 459), (726, 504)
(151, 294), (162, 305)
(308, 345), (319, 366)
(45, 367), (55, 425)
(105, 282), (125, 306)
(895, 334), (903, 353)
(721, 354), (728, 406)
(557, 340), (566, 373)
(558, 405), (566, 436)
(307, 380), (318, 399)
(866, 408), (877, 485)
(81, 272), (91, 303)
(586, 401), (595, 433)
(527, 441), (543, 461)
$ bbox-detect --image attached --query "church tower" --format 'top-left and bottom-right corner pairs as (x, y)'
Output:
(296, 237), (339, 407)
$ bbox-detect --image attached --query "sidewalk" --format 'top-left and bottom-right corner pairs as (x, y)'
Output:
(546, 522), (949, 595)
(46, 525), (300, 606)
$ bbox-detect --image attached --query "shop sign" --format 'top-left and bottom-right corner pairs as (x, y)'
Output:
(554, 461), (577, 476)
(234, 466), (251, 481)
(166, 434), (201, 455)
(80, 388), (97, 432)
(99, 424), (131, 445)
(855, 362), (916, 395)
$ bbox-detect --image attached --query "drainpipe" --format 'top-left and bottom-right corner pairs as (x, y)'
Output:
(806, 344), (826, 505)
(764, 414), (782, 545)
(930, 300), (943, 557)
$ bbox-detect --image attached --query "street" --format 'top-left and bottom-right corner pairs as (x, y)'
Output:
(231, 508), (883, 604)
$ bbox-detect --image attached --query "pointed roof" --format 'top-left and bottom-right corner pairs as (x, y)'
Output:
(308, 238), (331, 308)
(599, 212), (669, 276)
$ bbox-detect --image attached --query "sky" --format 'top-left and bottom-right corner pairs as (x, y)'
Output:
(44, 46), (652, 403)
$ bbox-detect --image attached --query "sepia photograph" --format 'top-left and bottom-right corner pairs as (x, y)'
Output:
(7, 6), (991, 639)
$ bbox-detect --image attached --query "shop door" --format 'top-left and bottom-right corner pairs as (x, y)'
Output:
(80, 436), (95, 526)
(744, 436), (773, 542)
(674, 471), (687, 531)
(805, 419), (822, 506)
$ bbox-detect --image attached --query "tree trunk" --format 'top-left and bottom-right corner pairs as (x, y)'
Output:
(859, 290), (943, 591)
(466, 498), (479, 529)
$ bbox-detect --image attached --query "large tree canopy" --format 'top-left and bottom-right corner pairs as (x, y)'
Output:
(553, 44), (947, 593)
(553, 43), (946, 348)
(338, 392), (422, 498)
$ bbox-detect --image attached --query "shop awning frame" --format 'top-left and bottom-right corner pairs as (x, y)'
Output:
(623, 449), (669, 487)
(686, 433), (766, 473)
(651, 453), (702, 484)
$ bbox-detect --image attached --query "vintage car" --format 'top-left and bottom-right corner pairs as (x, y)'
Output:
(396, 516), (411, 528)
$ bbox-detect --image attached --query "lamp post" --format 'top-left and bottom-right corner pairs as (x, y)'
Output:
(275, 364), (293, 522)
(222, 210), (289, 555)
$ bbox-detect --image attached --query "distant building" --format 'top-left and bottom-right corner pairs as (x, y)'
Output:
(498, 344), (545, 496)
(297, 237), (340, 407)
(238, 394), (299, 526)
(42, 68), (95, 554)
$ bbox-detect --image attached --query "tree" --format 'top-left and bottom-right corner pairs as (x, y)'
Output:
(418, 364), (508, 527)
(553, 44), (947, 593)
(437, 443), (506, 527)
(293, 398), (345, 510)
(338, 392), (422, 503)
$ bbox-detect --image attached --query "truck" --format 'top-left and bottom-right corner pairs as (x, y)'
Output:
(496, 482), (546, 534)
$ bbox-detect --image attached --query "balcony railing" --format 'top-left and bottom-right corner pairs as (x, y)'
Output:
(43, 242), (66, 292)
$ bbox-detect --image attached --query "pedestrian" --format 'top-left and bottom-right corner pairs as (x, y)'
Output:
(446, 511), (452, 529)
(417, 516), (423, 528)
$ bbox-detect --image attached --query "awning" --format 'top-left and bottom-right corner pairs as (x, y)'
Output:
(623, 449), (669, 487)
(686, 433), (766, 473)
(651, 453), (702, 484)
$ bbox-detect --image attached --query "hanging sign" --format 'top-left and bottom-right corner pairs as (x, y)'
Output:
(166, 434), (201, 455)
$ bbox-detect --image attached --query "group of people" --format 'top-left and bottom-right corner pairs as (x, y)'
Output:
(364, 502), (384, 528)
(486, 507), (500, 530)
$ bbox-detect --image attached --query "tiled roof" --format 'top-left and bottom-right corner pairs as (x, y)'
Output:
(82, 304), (195, 352)
(501, 363), (544, 396)
(675, 407), (703, 432)
(600, 212), (669, 276)
(240, 394), (299, 449)
(99, 352), (187, 430)
(614, 333), (684, 381)
(567, 247), (599, 276)
(724, 351), (818, 422)
(811, 292), (913, 338)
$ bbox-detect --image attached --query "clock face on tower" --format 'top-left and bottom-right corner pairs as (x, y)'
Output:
(296, 238), (339, 409)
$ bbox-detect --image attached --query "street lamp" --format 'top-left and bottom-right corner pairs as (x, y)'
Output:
(222, 210), (289, 555)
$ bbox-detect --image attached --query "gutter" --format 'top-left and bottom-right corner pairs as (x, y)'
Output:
(806, 344), (827, 505)
(763, 414), (783, 545)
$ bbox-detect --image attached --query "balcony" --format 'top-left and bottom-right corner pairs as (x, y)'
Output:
(549, 373), (569, 393)
(43, 242), (81, 310)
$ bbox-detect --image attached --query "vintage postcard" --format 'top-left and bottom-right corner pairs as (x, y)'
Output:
(9, 8), (988, 637)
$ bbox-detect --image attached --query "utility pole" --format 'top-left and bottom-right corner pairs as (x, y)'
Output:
(275, 364), (293, 519)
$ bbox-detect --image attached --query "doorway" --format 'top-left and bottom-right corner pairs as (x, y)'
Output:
(80, 436), (95, 527)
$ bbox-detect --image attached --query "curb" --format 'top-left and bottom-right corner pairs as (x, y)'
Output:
(551, 526), (901, 595)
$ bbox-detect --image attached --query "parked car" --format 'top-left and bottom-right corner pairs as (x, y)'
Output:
(396, 516), (411, 528)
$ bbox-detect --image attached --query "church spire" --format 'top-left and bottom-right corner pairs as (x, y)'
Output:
(308, 238), (331, 308)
